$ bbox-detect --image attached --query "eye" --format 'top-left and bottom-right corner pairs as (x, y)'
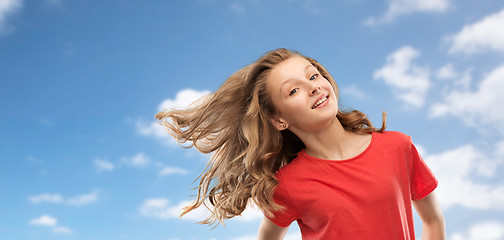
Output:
(310, 74), (319, 81)
(289, 88), (298, 96)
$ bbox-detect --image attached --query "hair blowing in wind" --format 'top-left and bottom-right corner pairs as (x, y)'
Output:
(155, 48), (386, 226)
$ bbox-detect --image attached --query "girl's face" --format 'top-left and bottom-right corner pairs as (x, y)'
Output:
(266, 56), (339, 132)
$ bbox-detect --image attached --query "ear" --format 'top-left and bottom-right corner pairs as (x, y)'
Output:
(270, 116), (289, 131)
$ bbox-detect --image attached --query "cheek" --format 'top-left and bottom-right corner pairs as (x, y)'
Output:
(276, 100), (305, 121)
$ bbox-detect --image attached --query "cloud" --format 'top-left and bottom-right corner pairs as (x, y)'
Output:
(436, 63), (458, 80)
(373, 46), (430, 107)
(229, 2), (245, 15)
(65, 191), (98, 206)
(136, 120), (173, 145)
(121, 152), (152, 168)
(446, 8), (504, 54)
(231, 236), (256, 240)
(158, 89), (211, 112)
(94, 153), (170, 174)
(341, 85), (366, 99)
(28, 194), (62, 204)
(139, 198), (202, 220)
(28, 191), (98, 206)
(284, 233), (303, 240)
(29, 215), (73, 234)
(159, 167), (188, 176)
(0, 0), (22, 35)
(364, 0), (450, 26)
(52, 226), (72, 234)
(430, 64), (504, 133)
(46, 0), (63, 7)
(94, 159), (115, 172)
(450, 221), (504, 240)
(138, 198), (263, 222)
(27, 155), (45, 164)
(29, 215), (57, 226)
(496, 140), (504, 158)
(302, 0), (324, 15)
(38, 117), (54, 126)
(136, 89), (210, 146)
(231, 232), (302, 240)
(423, 144), (504, 210)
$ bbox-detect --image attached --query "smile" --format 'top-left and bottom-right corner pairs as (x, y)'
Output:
(312, 95), (328, 109)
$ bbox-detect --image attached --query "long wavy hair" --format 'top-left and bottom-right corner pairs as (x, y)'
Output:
(155, 48), (386, 226)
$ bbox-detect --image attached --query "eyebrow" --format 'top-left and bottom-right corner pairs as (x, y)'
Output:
(279, 64), (315, 91)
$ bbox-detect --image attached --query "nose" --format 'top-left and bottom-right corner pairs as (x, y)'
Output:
(311, 86), (320, 95)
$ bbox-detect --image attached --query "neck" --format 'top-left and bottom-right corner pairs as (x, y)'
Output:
(292, 117), (356, 160)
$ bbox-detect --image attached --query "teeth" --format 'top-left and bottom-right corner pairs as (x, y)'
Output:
(312, 96), (328, 109)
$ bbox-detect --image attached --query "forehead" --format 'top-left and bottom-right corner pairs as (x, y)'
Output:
(268, 56), (313, 83)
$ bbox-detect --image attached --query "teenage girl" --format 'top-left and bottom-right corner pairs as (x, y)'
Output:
(156, 48), (445, 239)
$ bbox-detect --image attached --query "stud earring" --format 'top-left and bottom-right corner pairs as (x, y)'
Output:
(282, 124), (287, 128)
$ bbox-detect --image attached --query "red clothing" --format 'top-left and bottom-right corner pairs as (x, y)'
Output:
(267, 131), (438, 239)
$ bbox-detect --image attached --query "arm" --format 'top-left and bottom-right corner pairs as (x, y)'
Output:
(257, 216), (289, 240)
(413, 191), (446, 240)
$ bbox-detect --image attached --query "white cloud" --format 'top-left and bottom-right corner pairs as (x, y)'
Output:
(27, 155), (45, 164)
(436, 63), (458, 80)
(65, 191), (98, 206)
(95, 153), (165, 172)
(139, 198), (175, 219)
(373, 46), (430, 107)
(0, 0), (22, 34)
(231, 231), (301, 240)
(159, 166), (188, 176)
(496, 140), (504, 158)
(446, 8), (504, 54)
(46, 0), (63, 7)
(94, 159), (115, 172)
(139, 198), (214, 221)
(137, 89), (210, 146)
(28, 194), (62, 204)
(52, 226), (72, 234)
(121, 152), (152, 168)
(29, 215), (73, 234)
(29, 215), (57, 226)
(424, 144), (504, 210)
(231, 236), (256, 240)
(139, 198), (263, 222)
(28, 191), (98, 206)
(430, 64), (504, 133)
(302, 0), (324, 15)
(234, 203), (264, 221)
(364, 0), (450, 26)
(452, 69), (472, 91)
(284, 232), (302, 240)
(38, 117), (54, 126)
(136, 120), (170, 144)
(139, 198), (188, 220)
(451, 221), (504, 240)
(341, 85), (366, 99)
(229, 2), (245, 15)
(158, 89), (211, 112)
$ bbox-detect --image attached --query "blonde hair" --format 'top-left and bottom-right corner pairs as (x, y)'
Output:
(155, 48), (386, 226)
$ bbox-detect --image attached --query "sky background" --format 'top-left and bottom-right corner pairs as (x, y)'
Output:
(1, 0), (504, 239)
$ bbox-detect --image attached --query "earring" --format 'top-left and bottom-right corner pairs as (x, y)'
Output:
(282, 124), (287, 128)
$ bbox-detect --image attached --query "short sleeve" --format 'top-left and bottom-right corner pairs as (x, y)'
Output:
(409, 139), (438, 200)
(266, 171), (299, 227)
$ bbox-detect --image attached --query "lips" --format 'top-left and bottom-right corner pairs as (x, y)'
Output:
(312, 94), (329, 109)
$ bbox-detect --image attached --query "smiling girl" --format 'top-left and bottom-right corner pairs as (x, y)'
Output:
(156, 48), (445, 239)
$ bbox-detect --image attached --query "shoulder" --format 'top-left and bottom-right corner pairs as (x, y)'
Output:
(375, 131), (412, 144)
(275, 152), (308, 181)
(276, 155), (302, 176)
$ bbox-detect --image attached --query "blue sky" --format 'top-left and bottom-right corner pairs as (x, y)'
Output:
(1, 0), (504, 239)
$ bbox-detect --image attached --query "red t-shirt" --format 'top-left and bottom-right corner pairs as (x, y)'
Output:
(267, 131), (438, 239)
